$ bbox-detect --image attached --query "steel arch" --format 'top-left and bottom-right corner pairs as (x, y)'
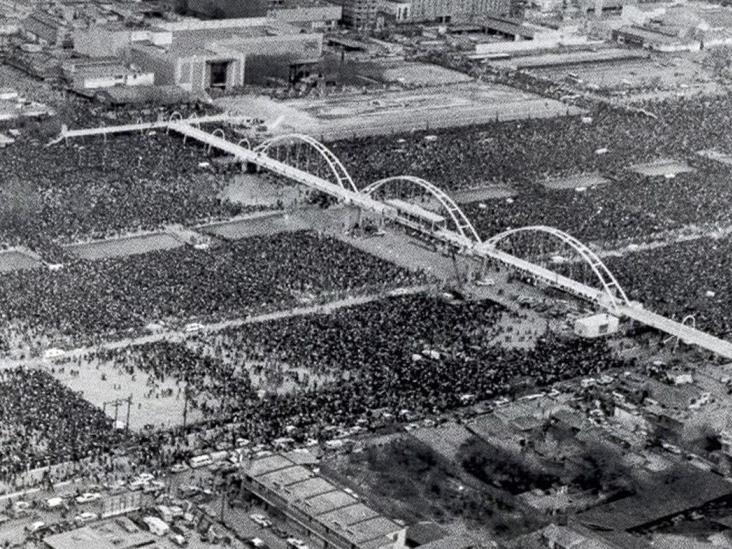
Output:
(254, 134), (358, 192)
(482, 225), (630, 308)
(208, 128), (226, 153)
(361, 176), (482, 244)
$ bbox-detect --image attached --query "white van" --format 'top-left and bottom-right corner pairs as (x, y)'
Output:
(189, 454), (213, 469)
(184, 322), (203, 334)
(143, 516), (170, 536)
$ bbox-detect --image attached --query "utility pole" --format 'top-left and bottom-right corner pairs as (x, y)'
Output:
(182, 385), (189, 429)
(103, 396), (132, 432)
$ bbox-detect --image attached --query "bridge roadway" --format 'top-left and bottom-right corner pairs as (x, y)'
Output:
(53, 120), (732, 360)
(170, 123), (474, 249)
(484, 248), (732, 360)
(47, 114), (254, 144)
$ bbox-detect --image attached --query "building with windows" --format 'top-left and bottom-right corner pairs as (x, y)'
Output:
(350, 0), (515, 28)
(184, 0), (342, 29)
(74, 17), (324, 91)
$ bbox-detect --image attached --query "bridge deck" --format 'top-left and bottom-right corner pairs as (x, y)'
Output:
(619, 306), (732, 360)
(49, 119), (732, 360)
(48, 114), (253, 144)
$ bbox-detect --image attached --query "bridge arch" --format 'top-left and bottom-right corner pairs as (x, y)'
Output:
(481, 225), (630, 309)
(361, 176), (481, 245)
(254, 134), (358, 193)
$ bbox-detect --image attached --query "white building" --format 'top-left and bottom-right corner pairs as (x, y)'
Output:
(574, 313), (620, 338)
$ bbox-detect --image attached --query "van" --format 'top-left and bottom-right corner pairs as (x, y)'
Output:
(189, 454), (213, 469)
(143, 516), (170, 536)
(184, 323), (203, 334)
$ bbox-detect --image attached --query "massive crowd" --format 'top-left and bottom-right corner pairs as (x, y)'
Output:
(0, 367), (126, 481)
(0, 292), (632, 480)
(607, 236), (732, 340)
(0, 71), (729, 489)
(105, 293), (629, 467)
(0, 97), (243, 257)
(330, 96), (732, 245)
(0, 230), (425, 348)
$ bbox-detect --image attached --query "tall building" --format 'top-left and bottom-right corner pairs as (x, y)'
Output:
(329, 0), (380, 28)
(184, 0), (342, 29)
(336, 0), (512, 28)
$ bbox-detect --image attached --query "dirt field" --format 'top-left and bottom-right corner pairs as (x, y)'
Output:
(697, 149), (732, 166)
(541, 173), (609, 190)
(363, 60), (474, 86)
(202, 212), (310, 240)
(66, 232), (183, 260)
(630, 159), (695, 177)
(216, 82), (581, 142)
(448, 185), (518, 203)
(0, 250), (43, 272)
(528, 53), (723, 97)
(50, 356), (204, 431)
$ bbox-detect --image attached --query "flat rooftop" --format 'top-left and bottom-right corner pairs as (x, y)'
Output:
(44, 522), (155, 549)
(244, 454), (401, 546)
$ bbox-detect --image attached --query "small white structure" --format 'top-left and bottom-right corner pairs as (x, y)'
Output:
(574, 313), (619, 338)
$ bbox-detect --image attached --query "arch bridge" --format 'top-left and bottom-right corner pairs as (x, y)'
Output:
(47, 118), (732, 360)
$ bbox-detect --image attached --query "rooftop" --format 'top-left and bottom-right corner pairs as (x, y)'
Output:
(44, 522), (155, 549)
(243, 454), (401, 547)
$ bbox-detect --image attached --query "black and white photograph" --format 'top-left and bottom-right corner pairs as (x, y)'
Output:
(0, 0), (731, 547)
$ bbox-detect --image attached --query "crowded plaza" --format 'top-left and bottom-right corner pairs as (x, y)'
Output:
(0, 67), (730, 519)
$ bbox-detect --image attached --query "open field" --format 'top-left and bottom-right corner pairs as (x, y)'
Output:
(355, 59), (474, 86)
(527, 53), (722, 95)
(66, 232), (183, 260)
(201, 211), (311, 239)
(630, 159), (695, 177)
(697, 149), (732, 166)
(49, 356), (204, 431)
(0, 250), (42, 272)
(540, 173), (609, 190)
(216, 82), (582, 142)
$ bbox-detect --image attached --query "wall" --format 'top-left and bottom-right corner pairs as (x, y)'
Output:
(74, 27), (172, 57)
(186, 0), (270, 18)
(267, 5), (343, 28)
(128, 46), (177, 86)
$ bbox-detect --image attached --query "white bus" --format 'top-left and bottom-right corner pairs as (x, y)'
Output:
(189, 454), (213, 469)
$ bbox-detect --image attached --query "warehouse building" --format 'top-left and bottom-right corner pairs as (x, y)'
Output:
(184, 0), (342, 29)
(74, 17), (324, 91)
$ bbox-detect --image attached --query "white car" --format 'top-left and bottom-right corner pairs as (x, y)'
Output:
(27, 521), (45, 533)
(75, 492), (102, 504)
(143, 480), (166, 493)
(170, 463), (188, 473)
(128, 478), (149, 491)
(286, 538), (310, 549)
(75, 512), (98, 524)
(250, 514), (272, 528)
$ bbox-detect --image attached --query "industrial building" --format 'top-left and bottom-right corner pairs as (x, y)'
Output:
(61, 57), (155, 90)
(183, 0), (342, 29)
(240, 452), (405, 549)
(73, 17), (324, 91)
(334, 0), (514, 27)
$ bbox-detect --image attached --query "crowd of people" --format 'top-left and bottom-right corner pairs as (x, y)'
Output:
(0, 230), (425, 349)
(77, 294), (630, 470)
(330, 95), (732, 245)
(0, 98), (243, 257)
(607, 236), (732, 340)
(0, 65), (729, 489)
(0, 367), (127, 481)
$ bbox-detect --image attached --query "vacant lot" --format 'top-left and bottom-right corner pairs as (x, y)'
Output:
(0, 250), (42, 272)
(66, 232), (183, 260)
